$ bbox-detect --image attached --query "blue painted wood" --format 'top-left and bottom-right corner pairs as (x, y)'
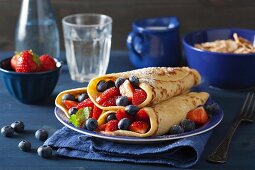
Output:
(0, 51), (254, 169)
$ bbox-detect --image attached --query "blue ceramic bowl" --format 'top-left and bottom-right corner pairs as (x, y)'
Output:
(0, 57), (62, 104)
(183, 28), (255, 89)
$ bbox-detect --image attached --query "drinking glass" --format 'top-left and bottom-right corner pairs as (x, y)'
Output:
(62, 13), (112, 83)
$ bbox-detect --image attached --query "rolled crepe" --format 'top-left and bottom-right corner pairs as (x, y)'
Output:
(55, 87), (87, 118)
(98, 92), (209, 137)
(87, 67), (201, 110)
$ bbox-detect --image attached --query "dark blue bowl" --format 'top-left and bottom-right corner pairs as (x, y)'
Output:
(0, 57), (62, 104)
(183, 28), (255, 89)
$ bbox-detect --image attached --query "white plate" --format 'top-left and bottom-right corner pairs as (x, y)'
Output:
(54, 99), (223, 144)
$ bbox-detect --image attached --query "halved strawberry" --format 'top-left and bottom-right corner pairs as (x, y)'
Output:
(102, 97), (116, 107)
(129, 121), (149, 134)
(186, 106), (209, 125)
(105, 120), (118, 132)
(63, 100), (79, 109)
(11, 54), (20, 71)
(92, 106), (102, 120)
(135, 109), (149, 122)
(132, 89), (147, 106)
(119, 80), (134, 100)
(98, 123), (107, 131)
(76, 98), (94, 109)
(96, 87), (120, 105)
(115, 109), (133, 121)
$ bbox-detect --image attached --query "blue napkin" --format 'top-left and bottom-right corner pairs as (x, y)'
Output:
(44, 127), (212, 168)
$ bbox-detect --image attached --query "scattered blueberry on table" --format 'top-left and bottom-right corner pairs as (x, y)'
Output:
(11, 121), (25, 133)
(35, 129), (49, 141)
(18, 140), (31, 152)
(1, 125), (14, 137)
(37, 145), (53, 158)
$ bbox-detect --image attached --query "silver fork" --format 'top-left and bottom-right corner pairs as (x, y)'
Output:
(207, 92), (255, 163)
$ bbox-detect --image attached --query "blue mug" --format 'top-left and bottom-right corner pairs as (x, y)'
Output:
(127, 16), (181, 68)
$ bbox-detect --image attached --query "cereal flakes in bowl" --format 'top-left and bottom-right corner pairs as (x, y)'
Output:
(183, 28), (255, 89)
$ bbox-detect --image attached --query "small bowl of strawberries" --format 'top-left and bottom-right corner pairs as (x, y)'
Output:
(0, 50), (62, 104)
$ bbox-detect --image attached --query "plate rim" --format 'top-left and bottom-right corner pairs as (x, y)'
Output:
(54, 101), (224, 143)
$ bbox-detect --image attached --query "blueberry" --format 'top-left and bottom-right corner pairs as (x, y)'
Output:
(18, 140), (31, 152)
(11, 121), (25, 133)
(180, 119), (196, 132)
(107, 80), (116, 88)
(205, 103), (220, 116)
(125, 105), (139, 116)
(115, 77), (126, 88)
(116, 96), (129, 106)
(107, 113), (117, 122)
(77, 93), (89, 102)
(129, 75), (139, 87)
(1, 126), (14, 137)
(85, 118), (98, 131)
(118, 118), (131, 130)
(169, 125), (184, 135)
(62, 93), (76, 102)
(37, 145), (52, 158)
(68, 107), (78, 115)
(35, 129), (48, 141)
(96, 80), (108, 92)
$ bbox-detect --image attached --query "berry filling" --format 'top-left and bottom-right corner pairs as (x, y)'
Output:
(95, 76), (147, 107)
(61, 92), (103, 128)
(99, 107), (150, 134)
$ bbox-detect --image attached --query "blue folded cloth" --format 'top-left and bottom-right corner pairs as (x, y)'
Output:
(44, 126), (212, 168)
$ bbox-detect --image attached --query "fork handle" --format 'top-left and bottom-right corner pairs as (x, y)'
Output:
(207, 119), (241, 163)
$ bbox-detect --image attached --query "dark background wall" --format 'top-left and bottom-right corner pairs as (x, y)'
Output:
(0, 0), (255, 51)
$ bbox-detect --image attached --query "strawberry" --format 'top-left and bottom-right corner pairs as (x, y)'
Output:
(132, 89), (147, 106)
(98, 123), (107, 131)
(16, 50), (41, 72)
(115, 109), (133, 121)
(105, 120), (118, 132)
(10, 54), (20, 71)
(76, 98), (94, 109)
(39, 54), (56, 71)
(63, 100), (79, 109)
(102, 97), (117, 107)
(119, 80), (134, 100)
(186, 106), (209, 125)
(129, 121), (149, 134)
(96, 87), (120, 105)
(92, 106), (102, 120)
(135, 109), (149, 122)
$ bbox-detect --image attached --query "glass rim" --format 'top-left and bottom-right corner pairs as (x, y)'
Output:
(62, 13), (112, 28)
